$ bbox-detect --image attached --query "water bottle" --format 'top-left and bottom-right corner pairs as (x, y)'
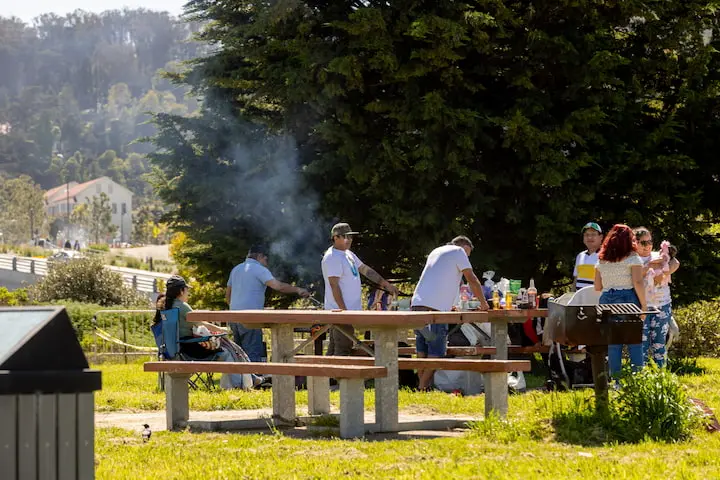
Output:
(527, 278), (537, 309)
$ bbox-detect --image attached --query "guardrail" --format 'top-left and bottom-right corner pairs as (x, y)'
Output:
(0, 253), (171, 294)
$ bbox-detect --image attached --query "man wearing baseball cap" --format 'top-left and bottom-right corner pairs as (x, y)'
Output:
(322, 223), (399, 355)
(226, 244), (310, 362)
(573, 222), (603, 291)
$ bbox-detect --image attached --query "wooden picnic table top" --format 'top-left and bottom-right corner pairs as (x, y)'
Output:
(187, 308), (548, 327)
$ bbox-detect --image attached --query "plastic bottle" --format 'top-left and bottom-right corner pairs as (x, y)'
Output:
(460, 285), (470, 311)
(505, 291), (513, 310)
(492, 285), (500, 310)
(527, 278), (537, 309)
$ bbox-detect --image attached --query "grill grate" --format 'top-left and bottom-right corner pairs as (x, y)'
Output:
(595, 303), (645, 323)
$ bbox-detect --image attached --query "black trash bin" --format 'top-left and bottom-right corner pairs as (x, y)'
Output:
(0, 306), (102, 480)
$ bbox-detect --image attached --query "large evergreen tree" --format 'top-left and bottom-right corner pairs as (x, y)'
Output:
(151, 0), (720, 303)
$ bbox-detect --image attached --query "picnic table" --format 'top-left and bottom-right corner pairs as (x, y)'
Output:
(188, 308), (547, 433)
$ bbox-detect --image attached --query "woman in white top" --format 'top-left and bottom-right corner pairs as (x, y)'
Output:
(633, 227), (680, 368)
(593, 224), (647, 378)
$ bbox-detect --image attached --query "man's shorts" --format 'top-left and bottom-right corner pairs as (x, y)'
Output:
(415, 324), (449, 357)
(411, 305), (447, 357)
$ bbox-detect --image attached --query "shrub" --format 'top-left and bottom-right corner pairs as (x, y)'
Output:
(671, 300), (720, 359)
(612, 364), (702, 442)
(0, 287), (29, 306)
(32, 256), (147, 307)
(89, 243), (110, 252)
(124, 256), (143, 270)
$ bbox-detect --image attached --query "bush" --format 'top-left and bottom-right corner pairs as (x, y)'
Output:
(32, 256), (147, 307)
(89, 243), (110, 252)
(612, 364), (702, 442)
(124, 256), (143, 270)
(671, 300), (720, 359)
(0, 287), (29, 306)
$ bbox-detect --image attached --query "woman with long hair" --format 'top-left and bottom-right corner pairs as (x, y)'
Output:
(594, 224), (647, 378)
(162, 275), (252, 387)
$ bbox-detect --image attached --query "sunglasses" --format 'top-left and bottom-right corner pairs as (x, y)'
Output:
(638, 240), (653, 247)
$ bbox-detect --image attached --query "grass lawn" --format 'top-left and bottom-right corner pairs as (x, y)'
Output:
(95, 358), (720, 479)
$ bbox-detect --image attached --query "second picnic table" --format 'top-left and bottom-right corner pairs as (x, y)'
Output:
(187, 308), (547, 433)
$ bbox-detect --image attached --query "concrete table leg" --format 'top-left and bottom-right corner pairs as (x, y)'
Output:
(271, 324), (296, 423)
(307, 376), (330, 415)
(339, 378), (365, 439)
(373, 326), (399, 432)
(165, 373), (191, 430)
(484, 371), (508, 418)
(491, 321), (508, 360)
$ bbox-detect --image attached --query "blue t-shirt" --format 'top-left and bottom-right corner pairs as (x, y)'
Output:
(227, 259), (275, 310)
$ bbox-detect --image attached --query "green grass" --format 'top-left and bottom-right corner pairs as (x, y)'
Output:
(95, 359), (720, 479)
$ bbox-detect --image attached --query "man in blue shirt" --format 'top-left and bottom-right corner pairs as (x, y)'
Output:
(226, 245), (310, 361)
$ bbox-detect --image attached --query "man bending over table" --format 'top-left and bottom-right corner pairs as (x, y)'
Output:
(411, 236), (489, 390)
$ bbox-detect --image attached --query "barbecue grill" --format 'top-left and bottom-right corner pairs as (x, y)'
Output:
(546, 302), (647, 346)
(546, 297), (657, 412)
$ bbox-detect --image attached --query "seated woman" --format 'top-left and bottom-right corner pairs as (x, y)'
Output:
(161, 275), (257, 389)
(594, 224), (647, 378)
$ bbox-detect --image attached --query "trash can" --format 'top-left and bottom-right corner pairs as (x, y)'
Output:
(0, 307), (102, 480)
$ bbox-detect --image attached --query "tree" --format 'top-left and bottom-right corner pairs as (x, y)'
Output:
(149, 0), (720, 303)
(0, 175), (46, 243)
(83, 192), (116, 244)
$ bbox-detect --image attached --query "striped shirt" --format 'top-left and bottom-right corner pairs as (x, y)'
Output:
(574, 250), (599, 290)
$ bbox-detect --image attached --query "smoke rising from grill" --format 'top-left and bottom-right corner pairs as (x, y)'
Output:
(217, 121), (331, 288)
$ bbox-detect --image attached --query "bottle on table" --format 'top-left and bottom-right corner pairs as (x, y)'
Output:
(460, 285), (470, 311)
(492, 285), (500, 310)
(505, 291), (513, 310)
(527, 278), (537, 309)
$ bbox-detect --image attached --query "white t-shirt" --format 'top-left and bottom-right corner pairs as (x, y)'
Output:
(411, 245), (473, 312)
(322, 247), (364, 311)
(574, 250), (599, 290)
(641, 253), (672, 307)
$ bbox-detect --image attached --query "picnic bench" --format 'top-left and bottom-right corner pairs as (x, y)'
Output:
(144, 361), (387, 438)
(296, 355), (531, 418)
(187, 309), (547, 433)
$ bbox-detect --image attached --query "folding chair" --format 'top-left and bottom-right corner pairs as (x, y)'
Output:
(151, 308), (221, 390)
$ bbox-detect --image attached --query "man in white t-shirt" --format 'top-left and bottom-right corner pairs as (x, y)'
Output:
(411, 236), (489, 390)
(322, 223), (399, 356)
(573, 222), (603, 291)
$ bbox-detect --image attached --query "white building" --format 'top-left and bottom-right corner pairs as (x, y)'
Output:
(45, 177), (133, 243)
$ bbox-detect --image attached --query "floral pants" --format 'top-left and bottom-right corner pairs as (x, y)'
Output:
(642, 303), (671, 367)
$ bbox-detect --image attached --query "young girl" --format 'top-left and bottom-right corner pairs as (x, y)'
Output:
(594, 224), (647, 378)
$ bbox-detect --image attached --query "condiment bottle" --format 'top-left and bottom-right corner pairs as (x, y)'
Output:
(492, 285), (500, 310)
(527, 278), (537, 309)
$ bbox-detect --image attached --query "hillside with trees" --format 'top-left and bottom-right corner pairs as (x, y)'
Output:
(0, 8), (205, 243)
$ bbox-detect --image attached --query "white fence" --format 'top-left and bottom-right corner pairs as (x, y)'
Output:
(0, 254), (170, 294)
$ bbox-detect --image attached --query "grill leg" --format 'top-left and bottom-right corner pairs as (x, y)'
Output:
(587, 346), (609, 415)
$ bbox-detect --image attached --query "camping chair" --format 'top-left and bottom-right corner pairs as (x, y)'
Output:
(151, 308), (221, 390)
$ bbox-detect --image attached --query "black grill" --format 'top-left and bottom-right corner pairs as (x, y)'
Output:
(546, 302), (654, 346)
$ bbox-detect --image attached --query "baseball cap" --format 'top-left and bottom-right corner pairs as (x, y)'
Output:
(331, 223), (360, 238)
(166, 275), (190, 290)
(582, 222), (602, 234)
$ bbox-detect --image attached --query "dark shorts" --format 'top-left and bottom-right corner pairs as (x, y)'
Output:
(411, 305), (447, 357)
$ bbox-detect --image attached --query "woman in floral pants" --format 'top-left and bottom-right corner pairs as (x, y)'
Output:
(633, 227), (680, 367)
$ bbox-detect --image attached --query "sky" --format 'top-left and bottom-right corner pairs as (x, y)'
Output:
(3, 0), (185, 22)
